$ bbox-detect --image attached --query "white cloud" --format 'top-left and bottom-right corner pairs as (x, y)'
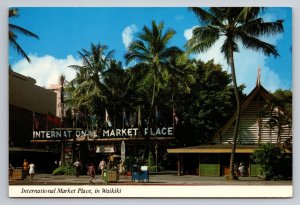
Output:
(184, 24), (287, 94)
(184, 26), (197, 41)
(122, 24), (138, 49)
(12, 54), (81, 87)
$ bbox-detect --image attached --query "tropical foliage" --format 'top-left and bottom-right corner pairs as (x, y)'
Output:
(259, 89), (292, 147)
(125, 21), (182, 125)
(52, 165), (76, 176)
(9, 8), (39, 63)
(61, 9), (287, 167)
(186, 7), (284, 179)
(251, 143), (292, 180)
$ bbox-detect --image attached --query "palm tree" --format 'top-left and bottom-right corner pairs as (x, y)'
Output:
(125, 21), (182, 124)
(67, 43), (115, 130)
(187, 7), (284, 179)
(69, 43), (114, 94)
(9, 8), (39, 63)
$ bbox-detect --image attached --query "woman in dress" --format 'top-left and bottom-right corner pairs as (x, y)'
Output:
(28, 162), (35, 181)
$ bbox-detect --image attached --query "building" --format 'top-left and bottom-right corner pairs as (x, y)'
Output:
(46, 84), (66, 118)
(9, 70), (60, 171)
(167, 81), (292, 177)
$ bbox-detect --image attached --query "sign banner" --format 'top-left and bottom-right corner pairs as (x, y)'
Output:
(96, 145), (115, 153)
(32, 127), (174, 140)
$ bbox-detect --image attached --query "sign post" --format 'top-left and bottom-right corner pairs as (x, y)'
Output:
(121, 141), (125, 162)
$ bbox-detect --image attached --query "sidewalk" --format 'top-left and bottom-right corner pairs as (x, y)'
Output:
(9, 171), (292, 186)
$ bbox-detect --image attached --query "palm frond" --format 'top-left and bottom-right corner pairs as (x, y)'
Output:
(238, 33), (279, 57)
(188, 7), (220, 26)
(238, 18), (284, 37)
(220, 38), (239, 63)
(9, 24), (39, 39)
(9, 36), (31, 62)
(186, 26), (220, 53)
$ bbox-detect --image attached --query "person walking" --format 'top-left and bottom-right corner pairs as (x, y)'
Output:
(28, 161), (35, 181)
(98, 159), (106, 178)
(238, 162), (244, 177)
(88, 163), (96, 184)
(9, 163), (14, 180)
(73, 159), (81, 177)
(23, 159), (29, 178)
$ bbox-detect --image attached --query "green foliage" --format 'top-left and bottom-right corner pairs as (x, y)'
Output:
(9, 8), (39, 63)
(175, 59), (245, 145)
(124, 156), (136, 172)
(259, 89), (292, 145)
(148, 165), (160, 172)
(251, 143), (292, 180)
(52, 165), (76, 176)
(147, 152), (155, 167)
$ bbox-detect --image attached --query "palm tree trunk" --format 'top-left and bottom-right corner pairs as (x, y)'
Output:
(228, 45), (241, 180)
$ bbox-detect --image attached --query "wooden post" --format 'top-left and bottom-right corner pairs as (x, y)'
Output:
(177, 154), (181, 176)
(248, 155), (251, 178)
(199, 155), (201, 176)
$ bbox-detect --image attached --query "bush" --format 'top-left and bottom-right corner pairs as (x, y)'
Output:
(251, 143), (292, 180)
(147, 152), (155, 167)
(148, 165), (160, 172)
(52, 165), (76, 176)
(124, 156), (136, 172)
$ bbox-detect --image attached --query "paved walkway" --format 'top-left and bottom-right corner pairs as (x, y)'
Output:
(9, 171), (292, 186)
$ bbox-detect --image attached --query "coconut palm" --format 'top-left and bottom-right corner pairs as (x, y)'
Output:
(125, 21), (182, 123)
(187, 7), (284, 179)
(67, 43), (115, 127)
(9, 8), (39, 63)
(69, 42), (114, 101)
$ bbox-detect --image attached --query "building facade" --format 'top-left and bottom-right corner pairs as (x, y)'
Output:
(9, 70), (60, 171)
(167, 83), (292, 177)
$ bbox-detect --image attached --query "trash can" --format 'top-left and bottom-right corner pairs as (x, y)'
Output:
(140, 166), (149, 182)
(131, 165), (140, 182)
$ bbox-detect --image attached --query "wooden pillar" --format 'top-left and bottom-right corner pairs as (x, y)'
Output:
(248, 154), (251, 178)
(181, 155), (184, 175)
(177, 154), (181, 176)
(198, 155), (201, 176)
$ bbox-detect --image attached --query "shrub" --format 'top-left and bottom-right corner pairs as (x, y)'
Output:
(148, 165), (160, 172)
(52, 165), (76, 176)
(251, 143), (292, 180)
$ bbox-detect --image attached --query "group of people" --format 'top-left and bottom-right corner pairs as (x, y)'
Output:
(73, 159), (107, 184)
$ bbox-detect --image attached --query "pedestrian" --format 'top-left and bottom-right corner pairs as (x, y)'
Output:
(119, 160), (125, 175)
(73, 159), (81, 177)
(29, 161), (35, 181)
(87, 163), (96, 184)
(98, 159), (106, 178)
(238, 162), (244, 177)
(23, 159), (29, 178)
(9, 163), (14, 180)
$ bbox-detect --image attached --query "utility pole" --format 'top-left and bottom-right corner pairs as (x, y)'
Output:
(59, 74), (65, 165)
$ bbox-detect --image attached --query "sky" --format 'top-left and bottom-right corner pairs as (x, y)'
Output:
(9, 7), (292, 94)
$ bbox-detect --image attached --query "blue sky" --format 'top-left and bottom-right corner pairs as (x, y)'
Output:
(9, 7), (292, 94)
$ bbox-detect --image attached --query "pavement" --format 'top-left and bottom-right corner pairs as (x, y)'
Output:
(9, 171), (292, 186)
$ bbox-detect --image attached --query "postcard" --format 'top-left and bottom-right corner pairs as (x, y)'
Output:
(8, 6), (292, 198)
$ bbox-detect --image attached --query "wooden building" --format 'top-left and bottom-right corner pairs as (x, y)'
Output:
(167, 82), (292, 177)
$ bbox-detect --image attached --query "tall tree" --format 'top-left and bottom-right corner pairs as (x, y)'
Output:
(187, 7), (284, 179)
(125, 21), (181, 118)
(68, 43), (114, 113)
(9, 8), (39, 63)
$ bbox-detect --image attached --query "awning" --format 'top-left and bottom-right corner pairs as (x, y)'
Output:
(9, 147), (59, 153)
(167, 144), (258, 154)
